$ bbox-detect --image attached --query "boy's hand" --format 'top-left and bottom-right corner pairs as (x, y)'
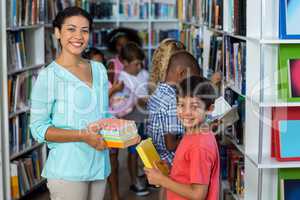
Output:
(111, 81), (124, 93)
(144, 161), (168, 186)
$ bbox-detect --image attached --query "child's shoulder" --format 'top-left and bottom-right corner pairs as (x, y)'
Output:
(183, 133), (218, 153)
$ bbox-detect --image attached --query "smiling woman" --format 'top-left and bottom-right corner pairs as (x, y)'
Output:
(29, 7), (111, 200)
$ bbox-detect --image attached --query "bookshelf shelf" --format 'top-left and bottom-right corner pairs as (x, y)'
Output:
(150, 18), (179, 22)
(224, 82), (245, 97)
(7, 63), (44, 76)
(93, 19), (118, 23)
(9, 107), (30, 119)
(119, 19), (149, 23)
(6, 24), (44, 31)
(258, 156), (300, 169)
(10, 143), (44, 161)
(260, 38), (300, 44)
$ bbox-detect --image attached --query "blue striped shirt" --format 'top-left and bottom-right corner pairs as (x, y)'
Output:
(146, 83), (184, 164)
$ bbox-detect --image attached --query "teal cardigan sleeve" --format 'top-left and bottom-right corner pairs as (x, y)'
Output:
(29, 69), (55, 143)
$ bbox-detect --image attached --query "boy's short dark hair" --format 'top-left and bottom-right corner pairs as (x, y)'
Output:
(176, 76), (217, 110)
(166, 50), (203, 76)
(120, 42), (145, 63)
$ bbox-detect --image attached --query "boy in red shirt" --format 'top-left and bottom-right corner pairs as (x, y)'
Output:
(145, 76), (220, 200)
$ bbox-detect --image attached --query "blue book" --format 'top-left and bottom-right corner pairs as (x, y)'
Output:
(283, 179), (300, 200)
(279, 120), (300, 158)
(279, 0), (300, 39)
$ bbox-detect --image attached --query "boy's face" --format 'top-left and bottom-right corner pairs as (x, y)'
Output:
(177, 96), (207, 131)
(124, 59), (143, 75)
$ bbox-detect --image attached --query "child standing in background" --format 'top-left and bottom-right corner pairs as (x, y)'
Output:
(83, 47), (124, 98)
(145, 76), (220, 200)
(110, 42), (150, 199)
(148, 38), (186, 95)
(105, 27), (142, 84)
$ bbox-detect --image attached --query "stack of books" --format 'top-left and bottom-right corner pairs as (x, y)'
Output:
(99, 118), (140, 148)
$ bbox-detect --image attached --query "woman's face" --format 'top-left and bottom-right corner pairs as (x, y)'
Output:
(55, 15), (90, 56)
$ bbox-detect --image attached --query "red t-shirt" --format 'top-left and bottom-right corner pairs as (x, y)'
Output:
(167, 132), (220, 200)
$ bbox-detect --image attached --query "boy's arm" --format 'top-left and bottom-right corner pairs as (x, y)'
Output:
(164, 134), (181, 151)
(145, 168), (208, 200)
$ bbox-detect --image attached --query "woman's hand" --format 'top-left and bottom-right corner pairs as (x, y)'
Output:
(81, 122), (107, 151)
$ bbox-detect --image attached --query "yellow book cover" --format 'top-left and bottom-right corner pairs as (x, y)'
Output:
(136, 138), (169, 175)
(10, 163), (20, 199)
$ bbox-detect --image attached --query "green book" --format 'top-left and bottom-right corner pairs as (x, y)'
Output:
(278, 44), (300, 102)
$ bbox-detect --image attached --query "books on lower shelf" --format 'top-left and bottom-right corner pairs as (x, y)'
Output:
(6, 0), (45, 28)
(10, 148), (46, 199)
(99, 118), (140, 148)
(7, 70), (39, 113)
(7, 31), (27, 72)
(136, 138), (169, 175)
(9, 113), (36, 156)
(224, 88), (245, 145)
(220, 145), (245, 198)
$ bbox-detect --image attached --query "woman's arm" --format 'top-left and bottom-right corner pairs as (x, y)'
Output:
(45, 121), (107, 151)
(145, 168), (208, 200)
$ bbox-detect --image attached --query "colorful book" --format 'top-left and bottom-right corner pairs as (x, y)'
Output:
(278, 168), (300, 200)
(278, 45), (300, 102)
(99, 118), (139, 148)
(279, 0), (300, 39)
(136, 138), (169, 175)
(278, 120), (300, 158)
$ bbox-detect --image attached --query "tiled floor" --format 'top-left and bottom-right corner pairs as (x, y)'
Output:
(25, 149), (158, 200)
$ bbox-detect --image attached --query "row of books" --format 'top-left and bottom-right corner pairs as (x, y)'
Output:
(177, 0), (203, 23)
(89, 29), (180, 48)
(7, 0), (45, 28)
(9, 113), (35, 156)
(202, 0), (224, 30)
(208, 34), (223, 77)
(45, 31), (60, 63)
(220, 145), (245, 198)
(224, 36), (246, 95)
(7, 71), (39, 113)
(180, 26), (203, 68)
(83, 0), (176, 20)
(10, 148), (46, 199)
(119, 0), (149, 19)
(7, 31), (27, 72)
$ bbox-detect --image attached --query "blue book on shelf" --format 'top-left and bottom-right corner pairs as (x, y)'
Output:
(284, 179), (300, 200)
(279, 120), (300, 158)
(279, 0), (300, 39)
